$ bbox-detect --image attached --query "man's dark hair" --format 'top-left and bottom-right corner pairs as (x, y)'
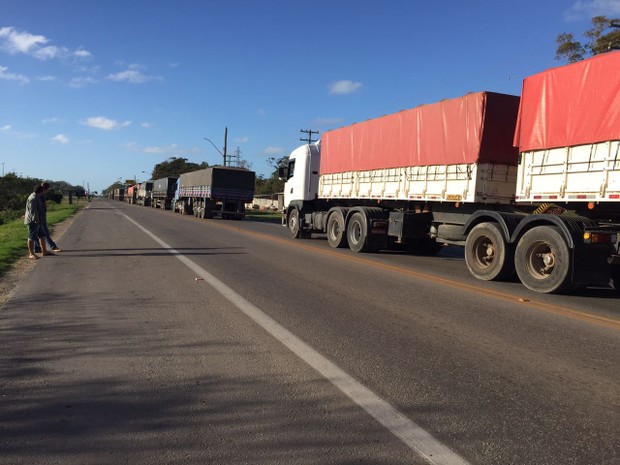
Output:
(35, 185), (45, 195)
(41, 182), (50, 189)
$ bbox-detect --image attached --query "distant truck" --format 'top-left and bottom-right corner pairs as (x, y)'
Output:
(125, 184), (137, 204)
(280, 52), (620, 293)
(151, 176), (178, 210)
(136, 181), (153, 206)
(112, 187), (125, 202)
(174, 166), (256, 219)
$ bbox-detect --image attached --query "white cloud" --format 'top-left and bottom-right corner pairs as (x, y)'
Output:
(329, 80), (363, 95)
(257, 109), (267, 117)
(33, 44), (67, 61)
(125, 142), (199, 155)
(107, 64), (158, 84)
(36, 75), (56, 82)
(564, 0), (620, 20)
(0, 65), (29, 84)
(263, 146), (285, 155)
(0, 26), (92, 61)
(42, 117), (65, 124)
(83, 116), (131, 131)
(69, 76), (98, 88)
(51, 134), (69, 144)
(0, 124), (37, 139)
(74, 49), (92, 59)
(234, 136), (249, 144)
(0, 26), (47, 54)
(141, 122), (155, 128)
(144, 144), (179, 154)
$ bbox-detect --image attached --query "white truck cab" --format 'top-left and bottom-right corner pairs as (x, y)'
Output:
(280, 142), (321, 209)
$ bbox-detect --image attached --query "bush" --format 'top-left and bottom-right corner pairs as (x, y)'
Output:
(0, 210), (22, 226)
(47, 192), (63, 204)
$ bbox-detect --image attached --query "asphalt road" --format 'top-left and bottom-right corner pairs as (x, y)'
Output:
(1, 198), (618, 465)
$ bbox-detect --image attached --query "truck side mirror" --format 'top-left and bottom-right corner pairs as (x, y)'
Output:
(278, 166), (288, 180)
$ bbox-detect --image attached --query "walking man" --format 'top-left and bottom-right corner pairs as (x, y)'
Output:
(24, 185), (49, 259)
(37, 182), (62, 252)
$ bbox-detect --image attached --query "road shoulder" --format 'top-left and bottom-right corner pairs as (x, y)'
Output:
(0, 209), (83, 309)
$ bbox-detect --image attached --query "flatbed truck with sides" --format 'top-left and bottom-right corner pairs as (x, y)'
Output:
(174, 166), (256, 219)
(136, 181), (153, 206)
(151, 176), (178, 210)
(280, 53), (620, 293)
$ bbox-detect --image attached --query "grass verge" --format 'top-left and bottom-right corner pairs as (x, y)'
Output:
(0, 202), (80, 276)
(245, 210), (282, 222)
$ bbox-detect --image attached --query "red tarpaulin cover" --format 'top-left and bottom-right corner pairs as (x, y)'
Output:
(514, 51), (620, 152)
(320, 92), (520, 175)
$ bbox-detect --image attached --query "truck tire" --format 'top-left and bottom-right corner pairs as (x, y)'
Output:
(515, 226), (573, 294)
(288, 208), (302, 238)
(465, 223), (514, 281)
(327, 211), (348, 248)
(347, 212), (371, 253)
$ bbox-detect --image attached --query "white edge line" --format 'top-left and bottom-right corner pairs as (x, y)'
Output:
(120, 212), (471, 465)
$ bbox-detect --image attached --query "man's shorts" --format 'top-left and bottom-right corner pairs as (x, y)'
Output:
(27, 223), (40, 241)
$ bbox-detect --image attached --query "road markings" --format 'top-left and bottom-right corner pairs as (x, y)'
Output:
(210, 221), (620, 331)
(121, 212), (471, 465)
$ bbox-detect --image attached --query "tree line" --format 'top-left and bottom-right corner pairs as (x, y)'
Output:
(556, 15), (620, 63)
(0, 173), (86, 224)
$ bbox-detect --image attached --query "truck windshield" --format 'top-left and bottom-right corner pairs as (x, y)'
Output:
(288, 159), (296, 179)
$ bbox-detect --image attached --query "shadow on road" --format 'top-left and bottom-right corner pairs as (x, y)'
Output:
(0, 291), (420, 464)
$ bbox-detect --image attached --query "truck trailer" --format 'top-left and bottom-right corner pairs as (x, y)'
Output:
(112, 187), (125, 202)
(151, 176), (178, 210)
(280, 52), (620, 294)
(136, 181), (153, 206)
(174, 166), (256, 219)
(125, 184), (137, 204)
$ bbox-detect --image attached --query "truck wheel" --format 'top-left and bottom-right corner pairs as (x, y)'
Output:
(327, 211), (348, 248)
(288, 208), (302, 238)
(347, 212), (371, 253)
(465, 223), (514, 281)
(515, 226), (572, 294)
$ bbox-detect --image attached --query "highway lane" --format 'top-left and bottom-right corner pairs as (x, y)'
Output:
(1, 198), (618, 465)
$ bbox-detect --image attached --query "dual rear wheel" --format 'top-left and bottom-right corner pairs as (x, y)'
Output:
(465, 223), (573, 293)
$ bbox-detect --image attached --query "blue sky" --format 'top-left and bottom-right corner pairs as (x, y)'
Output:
(1, 0), (619, 194)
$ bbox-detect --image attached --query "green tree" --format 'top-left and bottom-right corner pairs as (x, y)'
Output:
(556, 16), (620, 63)
(0, 173), (43, 213)
(255, 155), (288, 195)
(151, 157), (209, 179)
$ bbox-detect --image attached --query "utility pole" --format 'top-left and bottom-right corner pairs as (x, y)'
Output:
(300, 129), (319, 144)
(223, 126), (228, 166)
(203, 126), (229, 166)
(232, 146), (242, 167)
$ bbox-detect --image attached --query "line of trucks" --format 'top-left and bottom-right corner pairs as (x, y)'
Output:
(109, 166), (256, 220)
(279, 51), (620, 294)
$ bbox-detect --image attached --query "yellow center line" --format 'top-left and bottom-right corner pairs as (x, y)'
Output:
(192, 217), (620, 331)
